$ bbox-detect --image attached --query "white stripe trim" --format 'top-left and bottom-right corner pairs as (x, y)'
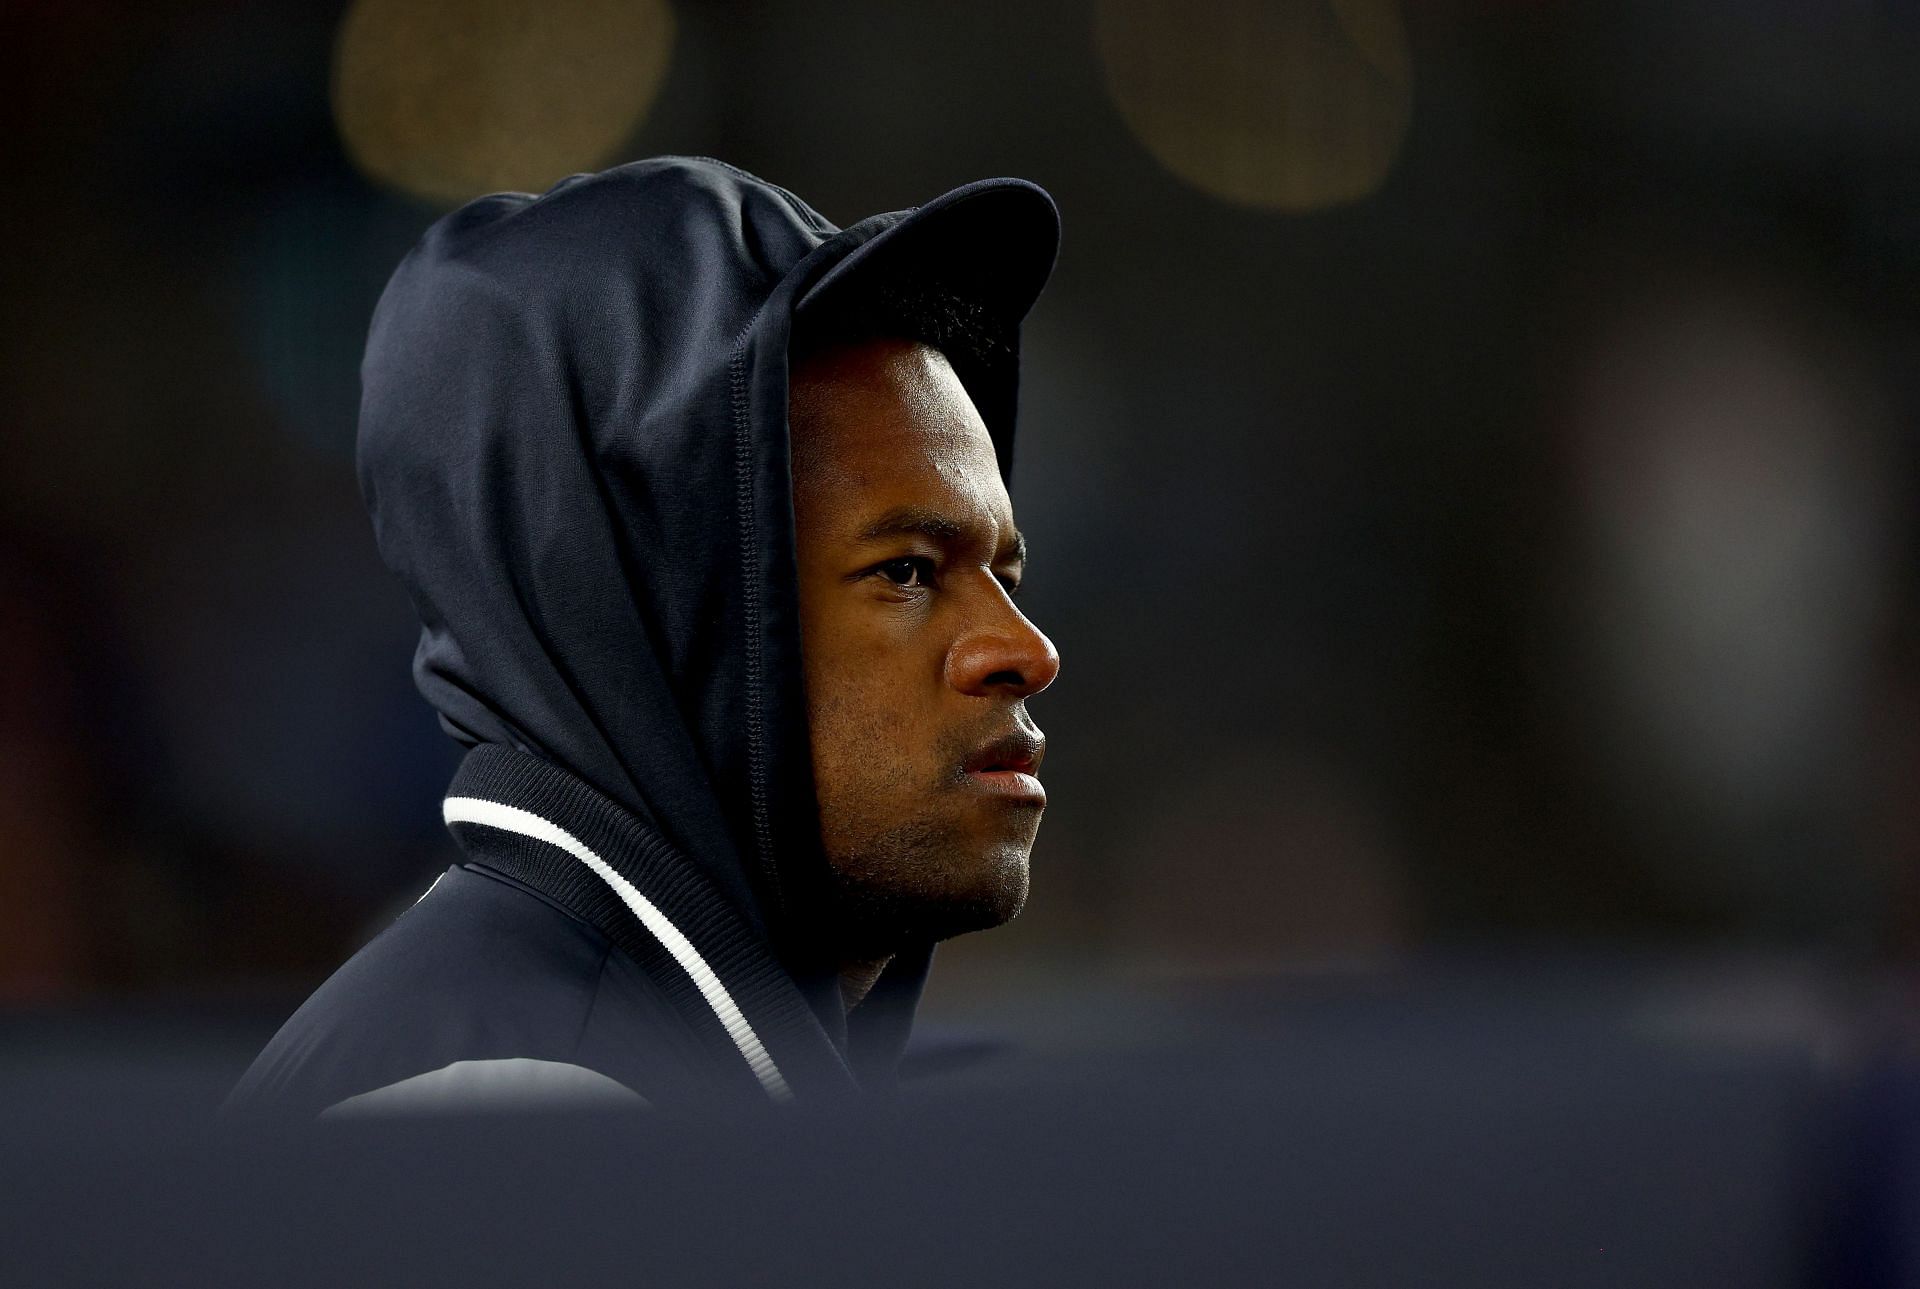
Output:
(443, 796), (793, 1102)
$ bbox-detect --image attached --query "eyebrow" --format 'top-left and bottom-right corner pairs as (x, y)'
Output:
(855, 505), (1027, 564)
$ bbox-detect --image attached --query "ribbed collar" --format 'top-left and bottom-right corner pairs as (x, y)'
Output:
(443, 743), (864, 1105)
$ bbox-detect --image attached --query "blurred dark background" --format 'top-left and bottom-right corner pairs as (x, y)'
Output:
(5, 2), (1920, 1282)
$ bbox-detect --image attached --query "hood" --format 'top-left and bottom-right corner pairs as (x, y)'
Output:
(355, 156), (1059, 1076)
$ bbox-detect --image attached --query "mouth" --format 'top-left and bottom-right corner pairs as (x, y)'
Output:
(962, 730), (1047, 805)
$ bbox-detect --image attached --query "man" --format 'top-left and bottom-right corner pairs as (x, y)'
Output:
(224, 156), (1061, 1115)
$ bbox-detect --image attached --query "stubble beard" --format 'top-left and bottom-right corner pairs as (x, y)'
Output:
(818, 813), (1031, 960)
(806, 690), (1036, 959)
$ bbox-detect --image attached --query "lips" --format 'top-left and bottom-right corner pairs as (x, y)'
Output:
(963, 730), (1046, 777)
(961, 731), (1047, 806)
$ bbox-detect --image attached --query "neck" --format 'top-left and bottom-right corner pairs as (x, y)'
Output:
(837, 956), (893, 1011)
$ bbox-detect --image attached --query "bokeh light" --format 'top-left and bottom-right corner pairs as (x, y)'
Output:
(1094, 0), (1411, 212)
(1564, 285), (1896, 924)
(331, 0), (675, 205)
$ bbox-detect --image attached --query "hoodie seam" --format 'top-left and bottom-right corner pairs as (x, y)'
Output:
(567, 942), (617, 1064)
(729, 332), (782, 920)
(685, 156), (836, 235)
(460, 860), (602, 935)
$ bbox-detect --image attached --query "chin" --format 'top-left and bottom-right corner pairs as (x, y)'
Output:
(943, 845), (1029, 934)
(820, 831), (1032, 953)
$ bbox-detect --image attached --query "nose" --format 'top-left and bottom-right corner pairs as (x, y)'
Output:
(946, 591), (1061, 699)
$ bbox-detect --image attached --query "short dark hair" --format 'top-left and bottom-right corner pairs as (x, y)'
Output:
(789, 277), (1012, 374)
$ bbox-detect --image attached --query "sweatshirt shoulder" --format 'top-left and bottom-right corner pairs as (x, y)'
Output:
(223, 864), (641, 1119)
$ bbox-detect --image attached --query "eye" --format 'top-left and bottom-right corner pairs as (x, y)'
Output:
(873, 556), (936, 588)
(997, 572), (1023, 599)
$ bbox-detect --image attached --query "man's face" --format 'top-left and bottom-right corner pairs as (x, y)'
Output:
(789, 337), (1059, 957)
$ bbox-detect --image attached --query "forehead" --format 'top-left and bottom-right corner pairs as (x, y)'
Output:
(788, 339), (1011, 527)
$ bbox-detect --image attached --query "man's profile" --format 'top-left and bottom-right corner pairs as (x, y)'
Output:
(225, 157), (1060, 1115)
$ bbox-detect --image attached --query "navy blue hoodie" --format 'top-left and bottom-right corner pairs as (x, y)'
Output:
(225, 157), (1059, 1116)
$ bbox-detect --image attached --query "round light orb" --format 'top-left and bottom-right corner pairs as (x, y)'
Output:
(333, 0), (675, 206)
(1095, 0), (1412, 212)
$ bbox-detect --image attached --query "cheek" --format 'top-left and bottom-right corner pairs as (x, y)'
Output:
(797, 594), (957, 804)
(805, 682), (930, 834)
(806, 663), (918, 772)
(800, 608), (948, 732)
